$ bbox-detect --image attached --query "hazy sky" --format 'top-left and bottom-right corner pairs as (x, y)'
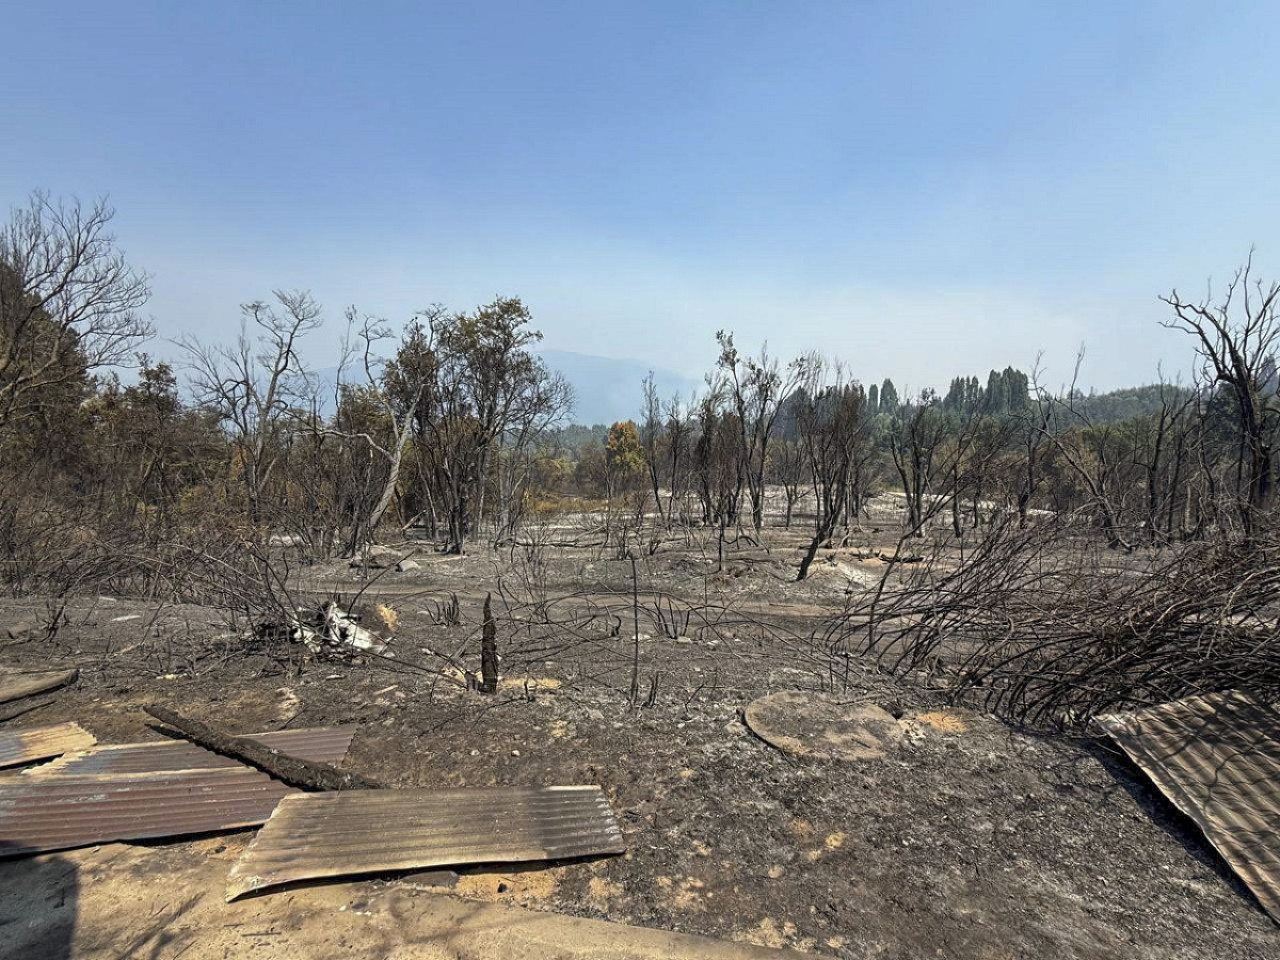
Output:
(2, 2), (1276, 393)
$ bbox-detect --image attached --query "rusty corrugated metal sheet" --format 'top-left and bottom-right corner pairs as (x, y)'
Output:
(226, 785), (626, 900)
(0, 765), (294, 856)
(1097, 690), (1280, 924)
(0, 722), (96, 769)
(249, 726), (358, 763)
(0, 668), (78, 706)
(28, 725), (356, 777)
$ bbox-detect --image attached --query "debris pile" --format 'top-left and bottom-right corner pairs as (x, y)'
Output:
(257, 601), (392, 657)
(30, 725), (357, 776)
(0, 684), (625, 906)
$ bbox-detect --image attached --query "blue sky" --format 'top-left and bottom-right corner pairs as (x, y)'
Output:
(2, 1), (1277, 396)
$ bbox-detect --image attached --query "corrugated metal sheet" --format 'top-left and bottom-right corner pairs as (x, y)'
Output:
(226, 785), (626, 900)
(0, 766), (294, 856)
(0, 722), (96, 769)
(28, 725), (356, 777)
(0, 668), (78, 705)
(1097, 690), (1280, 924)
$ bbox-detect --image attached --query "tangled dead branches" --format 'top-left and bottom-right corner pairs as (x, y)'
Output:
(827, 514), (1280, 729)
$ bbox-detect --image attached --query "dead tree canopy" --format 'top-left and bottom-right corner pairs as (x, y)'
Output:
(795, 358), (869, 581)
(180, 290), (322, 529)
(0, 192), (152, 432)
(1163, 257), (1280, 543)
(714, 332), (807, 533)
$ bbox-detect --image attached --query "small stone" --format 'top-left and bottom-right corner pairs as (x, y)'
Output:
(511, 749), (521, 757)
(469, 749), (480, 757)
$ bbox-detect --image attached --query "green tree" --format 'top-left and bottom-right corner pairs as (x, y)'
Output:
(404, 297), (571, 553)
(879, 378), (899, 414)
(605, 419), (646, 492)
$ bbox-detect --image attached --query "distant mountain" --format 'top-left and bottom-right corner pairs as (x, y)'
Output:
(538, 349), (701, 426)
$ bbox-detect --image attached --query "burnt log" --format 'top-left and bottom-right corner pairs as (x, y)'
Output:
(144, 705), (381, 791)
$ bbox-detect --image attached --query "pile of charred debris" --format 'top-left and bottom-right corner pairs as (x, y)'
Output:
(0, 664), (624, 904)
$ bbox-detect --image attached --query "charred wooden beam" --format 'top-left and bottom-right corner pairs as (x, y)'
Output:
(144, 705), (381, 791)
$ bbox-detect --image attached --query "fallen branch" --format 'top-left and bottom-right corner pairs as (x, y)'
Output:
(876, 551), (924, 564)
(144, 705), (382, 791)
(831, 516), (1280, 729)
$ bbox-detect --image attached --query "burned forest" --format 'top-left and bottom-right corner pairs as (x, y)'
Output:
(3, 192), (1280, 960)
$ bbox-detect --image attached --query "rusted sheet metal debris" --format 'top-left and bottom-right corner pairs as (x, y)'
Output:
(0, 722), (96, 769)
(226, 785), (626, 900)
(28, 726), (357, 777)
(0, 668), (78, 706)
(0, 766), (294, 856)
(1097, 690), (1280, 923)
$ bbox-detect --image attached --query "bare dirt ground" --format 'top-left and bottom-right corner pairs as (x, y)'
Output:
(1, 499), (1277, 959)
